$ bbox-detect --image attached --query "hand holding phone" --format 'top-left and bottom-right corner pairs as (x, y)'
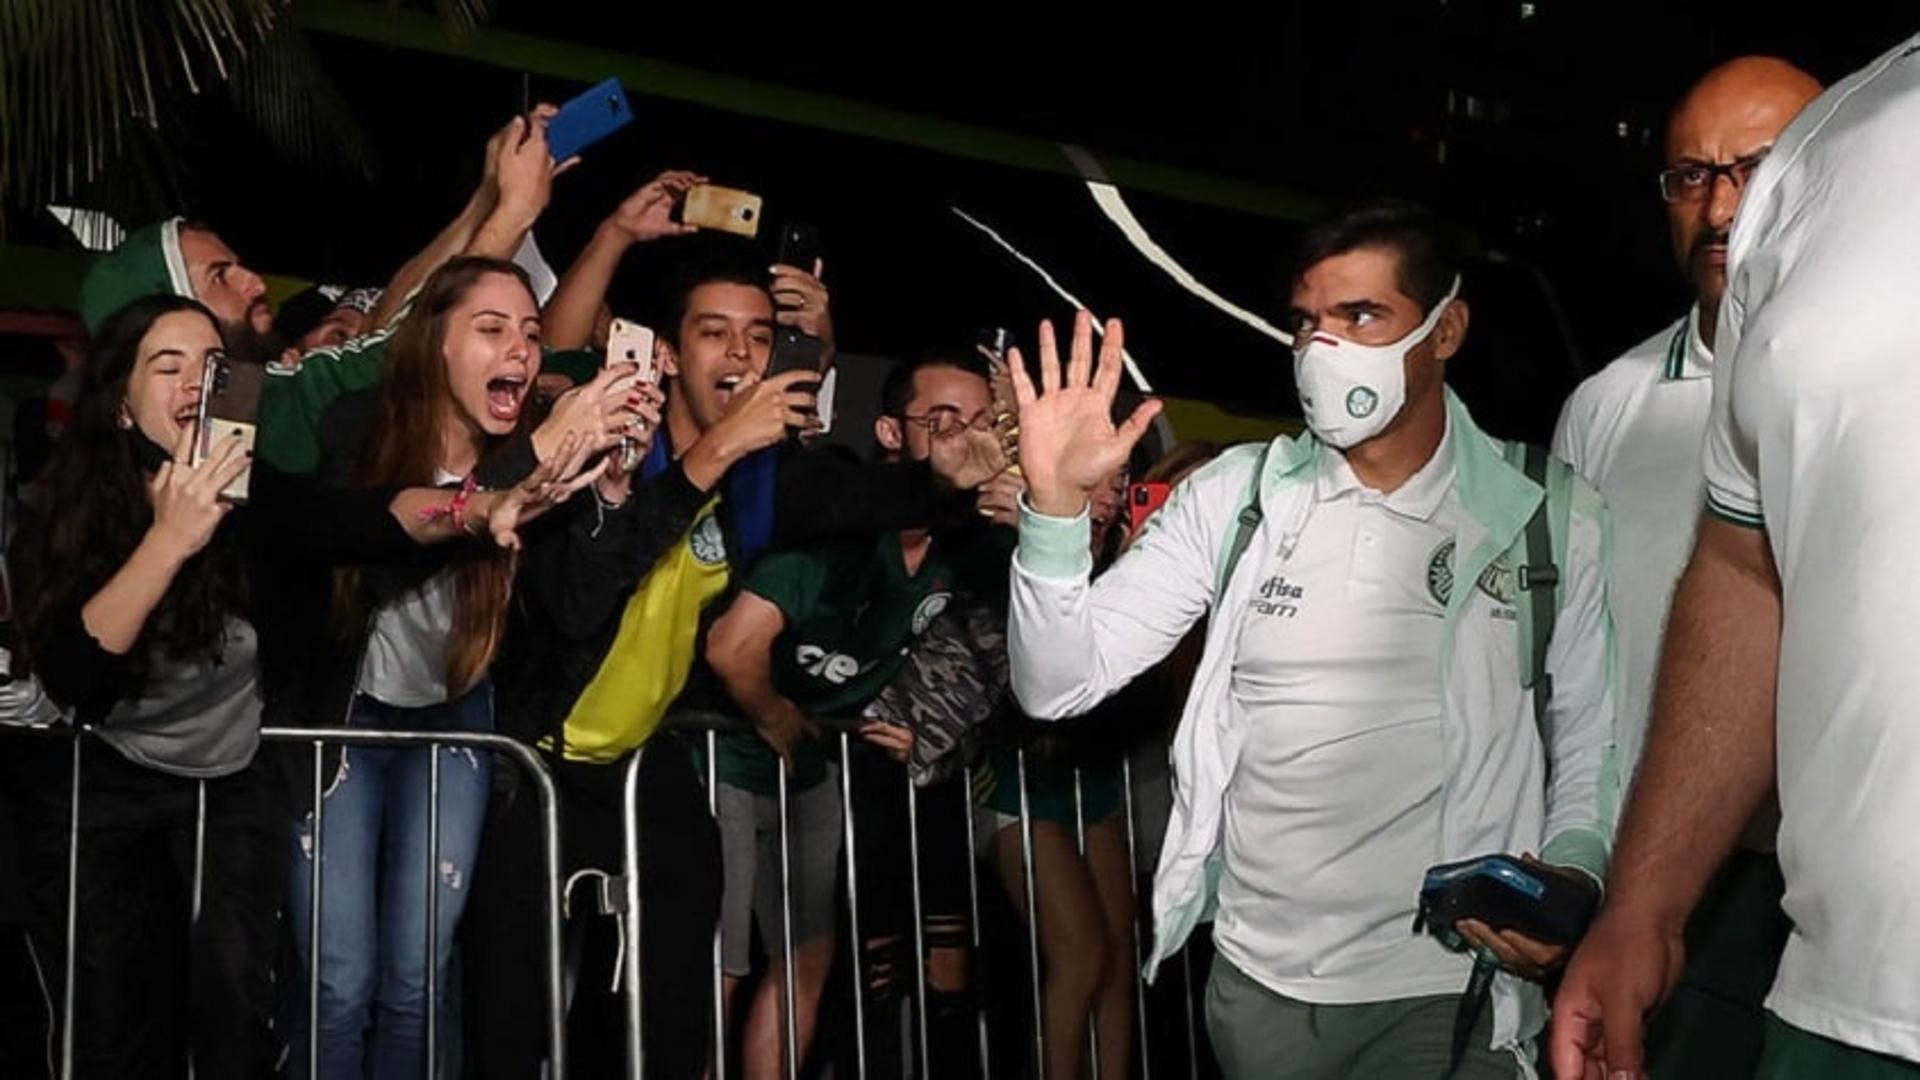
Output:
(192, 354), (262, 503)
(606, 319), (657, 470)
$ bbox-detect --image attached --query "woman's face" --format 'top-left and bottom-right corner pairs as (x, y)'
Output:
(124, 310), (223, 454)
(444, 272), (543, 438)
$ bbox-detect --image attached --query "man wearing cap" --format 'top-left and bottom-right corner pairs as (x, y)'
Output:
(1550, 55), (1820, 1076)
(75, 108), (567, 474)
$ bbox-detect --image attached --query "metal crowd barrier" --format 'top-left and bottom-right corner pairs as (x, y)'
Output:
(6, 723), (567, 1080)
(7, 713), (1210, 1080)
(638, 711), (1204, 1080)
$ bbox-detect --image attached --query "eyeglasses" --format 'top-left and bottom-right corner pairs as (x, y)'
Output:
(897, 406), (993, 437)
(1657, 150), (1769, 204)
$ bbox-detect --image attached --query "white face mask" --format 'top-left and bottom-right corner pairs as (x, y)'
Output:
(1292, 276), (1460, 449)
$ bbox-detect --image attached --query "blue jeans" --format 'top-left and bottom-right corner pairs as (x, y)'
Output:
(287, 684), (493, 1080)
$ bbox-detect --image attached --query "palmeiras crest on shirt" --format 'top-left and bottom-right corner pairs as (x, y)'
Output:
(690, 514), (727, 566)
(1427, 538), (1519, 608)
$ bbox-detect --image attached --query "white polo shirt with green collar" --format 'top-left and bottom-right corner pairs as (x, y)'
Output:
(1008, 391), (1621, 1054)
(1552, 307), (1712, 774)
(1701, 34), (1920, 1063)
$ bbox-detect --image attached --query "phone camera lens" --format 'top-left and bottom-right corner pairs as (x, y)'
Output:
(741, 207), (755, 222)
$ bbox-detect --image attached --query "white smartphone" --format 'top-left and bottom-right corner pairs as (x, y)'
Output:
(814, 366), (838, 435)
(606, 318), (657, 384)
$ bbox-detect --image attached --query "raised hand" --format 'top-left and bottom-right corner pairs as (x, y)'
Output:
(146, 424), (250, 560)
(606, 170), (706, 244)
(1008, 311), (1161, 518)
(482, 431), (609, 550)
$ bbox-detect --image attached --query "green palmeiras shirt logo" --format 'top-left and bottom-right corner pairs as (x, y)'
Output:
(911, 591), (951, 636)
(690, 514), (727, 566)
(1427, 539), (1456, 605)
(1345, 385), (1379, 419)
(1426, 538), (1520, 607)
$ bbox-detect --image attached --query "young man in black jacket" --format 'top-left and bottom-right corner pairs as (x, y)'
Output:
(462, 252), (1004, 1079)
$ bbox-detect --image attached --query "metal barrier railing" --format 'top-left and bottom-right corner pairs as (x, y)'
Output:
(6, 723), (567, 1080)
(7, 711), (1206, 1080)
(644, 710), (1190, 1080)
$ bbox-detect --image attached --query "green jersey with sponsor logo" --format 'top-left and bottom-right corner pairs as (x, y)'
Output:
(715, 532), (954, 796)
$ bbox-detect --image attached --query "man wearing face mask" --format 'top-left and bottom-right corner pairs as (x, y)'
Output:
(1003, 198), (1619, 1077)
(1551, 56), (1819, 1077)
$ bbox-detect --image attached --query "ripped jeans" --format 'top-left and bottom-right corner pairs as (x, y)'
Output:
(287, 683), (493, 1080)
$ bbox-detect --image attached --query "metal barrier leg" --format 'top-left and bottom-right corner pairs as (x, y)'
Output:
(905, 772), (930, 1080)
(187, 777), (210, 1080)
(776, 760), (800, 1080)
(60, 736), (80, 1080)
(838, 735), (867, 1080)
(307, 741), (325, 1079)
(426, 747), (442, 1080)
(961, 768), (990, 1080)
(1119, 759), (1151, 1080)
(1016, 747), (1044, 1080)
(707, 731), (727, 1080)
(1181, 947), (1199, 1080)
(622, 749), (647, 1080)
(1073, 770), (1099, 1080)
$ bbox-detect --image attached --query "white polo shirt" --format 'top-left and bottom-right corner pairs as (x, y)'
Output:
(1552, 309), (1712, 774)
(1702, 34), (1920, 1062)
(1217, 422), (1476, 1003)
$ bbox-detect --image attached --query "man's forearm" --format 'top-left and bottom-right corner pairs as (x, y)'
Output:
(1605, 518), (1781, 928)
(545, 223), (630, 350)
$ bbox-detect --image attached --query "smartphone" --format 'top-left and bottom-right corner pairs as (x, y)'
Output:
(1126, 481), (1172, 535)
(193, 355), (263, 503)
(682, 185), (763, 238)
(767, 222), (824, 379)
(545, 77), (633, 163)
(813, 367), (839, 436)
(606, 317), (656, 384)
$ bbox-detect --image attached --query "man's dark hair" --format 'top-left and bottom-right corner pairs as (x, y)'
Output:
(1289, 198), (1462, 313)
(655, 246), (773, 348)
(879, 348), (990, 418)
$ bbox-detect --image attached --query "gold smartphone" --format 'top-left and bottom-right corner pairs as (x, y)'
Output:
(682, 185), (763, 238)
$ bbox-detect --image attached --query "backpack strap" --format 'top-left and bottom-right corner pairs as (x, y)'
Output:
(1216, 444), (1272, 600)
(1505, 441), (1569, 738)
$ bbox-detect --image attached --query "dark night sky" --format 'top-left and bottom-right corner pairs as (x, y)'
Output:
(14, 1), (1915, 443)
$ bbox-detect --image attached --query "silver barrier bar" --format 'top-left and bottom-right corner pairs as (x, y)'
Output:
(1073, 769), (1099, 1080)
(189, 782), (207, 1079)
(622, 748), (647, 1080)
(307, 740), (325, 1078)
(1120, 758), (1151, 1080)
(905, 772), (931, 1080)
(1016, 745), (1045, 1080)
(840, 726), (871, 1076)
(707, 730), (727, 1080)
(1181, 947), (1200, 1080)
(263, 726), (570, 1078)
(776, 758), (800, 1080)
(60, 737), (79, 1080)
(425, 749), (441, 1080)
(962, 766), (990, 1080)
(192, 780), (207, 926)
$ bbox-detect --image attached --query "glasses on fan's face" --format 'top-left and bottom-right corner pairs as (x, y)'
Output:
(896, 406), (994, 437)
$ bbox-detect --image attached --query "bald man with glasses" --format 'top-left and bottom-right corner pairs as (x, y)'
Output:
(1550, 55), (1821, 1078)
